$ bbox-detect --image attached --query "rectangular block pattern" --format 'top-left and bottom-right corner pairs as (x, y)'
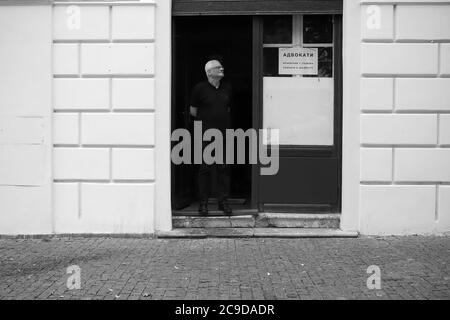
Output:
(395, 148), (450, 182)
(360, 148), (392, 182)
(53, 113), (79, 145)
(81, 183), (154, 233)
(112, 5), (155, 40)
(81, 113), (155, 146)
(361, 43), (438, 75)
(396, 5), (450, 40)
(81, 43), (154, 75)
(360, 185), (436, 234)
(360, 78), (393, 111)
(440, 44), (450, 76)
(53, 44), (78, 75)
(53, 183), (80, 233)
(440, 114), (450, 145)
(112, 148), (155, 180)
(54, 79), (109, 111)
(53, 6), (109, 41)
(54, 148), (110, 180)
(437, 186), (450, 232)
(51, 4), (159, 234)
(361, 114), (437, 145)
(112, 79), (155, 110)
(396, 79), (450, 111)
(361, 5), (394, 40)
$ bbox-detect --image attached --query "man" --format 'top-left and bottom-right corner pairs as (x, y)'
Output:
(190, 60), (233, 215)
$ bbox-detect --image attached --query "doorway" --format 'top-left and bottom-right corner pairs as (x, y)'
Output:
(171, 16), (254, 215)
(171, 14), (343, 216)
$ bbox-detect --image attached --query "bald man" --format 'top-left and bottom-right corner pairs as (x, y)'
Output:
(190, 60), (233, 215)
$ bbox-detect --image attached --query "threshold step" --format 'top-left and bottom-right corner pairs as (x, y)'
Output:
(155, 228), (358, 239)
(256, 213), (340, 228)
(173, 215), (255, 228)
(173, 213), (340, 228)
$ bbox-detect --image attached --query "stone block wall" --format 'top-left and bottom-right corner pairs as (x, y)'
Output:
(52, 2), (157, 234)
(359, 0), (450, 234)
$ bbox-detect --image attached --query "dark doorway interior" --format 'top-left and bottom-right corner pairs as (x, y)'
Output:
(172, 16), (254, 214)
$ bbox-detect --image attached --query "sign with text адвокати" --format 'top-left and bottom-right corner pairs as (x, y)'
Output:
(278, 47), (318, 75)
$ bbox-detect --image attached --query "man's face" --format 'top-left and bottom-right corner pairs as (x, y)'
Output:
(207, 61), (224, 79)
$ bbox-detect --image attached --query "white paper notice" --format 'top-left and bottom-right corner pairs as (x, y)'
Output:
(279, 47), (318, 75)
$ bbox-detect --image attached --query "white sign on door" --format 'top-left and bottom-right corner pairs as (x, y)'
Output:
(279, 47), (318, 75)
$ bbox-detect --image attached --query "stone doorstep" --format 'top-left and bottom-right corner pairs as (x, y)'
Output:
(155, 228), (359, 239)
(172, 213), (341, 229)
(173, 215), (255, 228)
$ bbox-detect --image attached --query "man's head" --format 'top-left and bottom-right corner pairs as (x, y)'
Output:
(205, 60), (224, 80)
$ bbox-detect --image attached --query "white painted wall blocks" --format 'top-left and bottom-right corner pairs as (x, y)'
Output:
(441, 44), (450, 76)
(0, 145), (47, 186)
(360, 185), (436, 234)
(53, 113), (79, 145)
(54, 182), (155, 234)
(112, 79), (155, 110)
(53, 44), (78, 76)
(112, 148), (155, 180)
(396, 79), (450, 111)
(361, 43), (438, 75)
(53, 183), (79, 233)
(360, 148), (393, 182)
(437, 186), (450, 232)
(81, 113), (155, 146)
(394, 149), (450, 182)
(51, 4), (157, 234)
(0, 116), (44, 145)
(53, 6), (109, 41)
(54, 79), (110, 110)
(360, 78), (394, 111)
(361, 114), (437, 145)
(0, 5), (52, 234)
(361, 5), (394, 40)
(440, 115), (450, 145)
(54, 5), (156, 42)
(81, 183), (154, 233)
(54, 148), (110, 180)
(81, 43), (154, 76)
(112, 6), (155, 40)
(396, 5), (450, 40)
(359, 1), (450, 234)
(4, 2), (448, 235)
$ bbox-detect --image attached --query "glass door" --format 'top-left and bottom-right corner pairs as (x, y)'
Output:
(257, 14), (342, 212)
(262, 14), (334, 146)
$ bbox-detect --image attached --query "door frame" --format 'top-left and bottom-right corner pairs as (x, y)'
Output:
(171, 15), (256, 211)
(171, 13), (343, 214)
(252, 15), (343, 213)
(251, 16), (263, 211)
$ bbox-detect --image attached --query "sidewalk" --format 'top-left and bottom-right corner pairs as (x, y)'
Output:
(0, 236), (449, 300)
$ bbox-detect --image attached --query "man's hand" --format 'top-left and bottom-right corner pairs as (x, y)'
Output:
(190, 106), (198, 117)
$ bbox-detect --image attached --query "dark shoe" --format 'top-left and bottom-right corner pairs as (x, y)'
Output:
(218, 202), (232, 215)
(198, 201), (208, 216)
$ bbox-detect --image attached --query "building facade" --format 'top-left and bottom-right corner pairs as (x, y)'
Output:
(0, 0), (449, 236)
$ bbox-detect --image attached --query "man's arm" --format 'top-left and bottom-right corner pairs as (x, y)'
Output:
(190, 106), (197, 117)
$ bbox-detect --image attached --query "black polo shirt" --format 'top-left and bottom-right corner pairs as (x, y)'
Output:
(190, 80), (232, 131)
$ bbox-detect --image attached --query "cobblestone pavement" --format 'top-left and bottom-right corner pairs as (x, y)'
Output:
(0, 236), (449, 300)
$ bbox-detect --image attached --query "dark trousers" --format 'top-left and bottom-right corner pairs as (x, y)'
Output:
(198, 163), (230, 203)
(197, 122), (231, 203)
